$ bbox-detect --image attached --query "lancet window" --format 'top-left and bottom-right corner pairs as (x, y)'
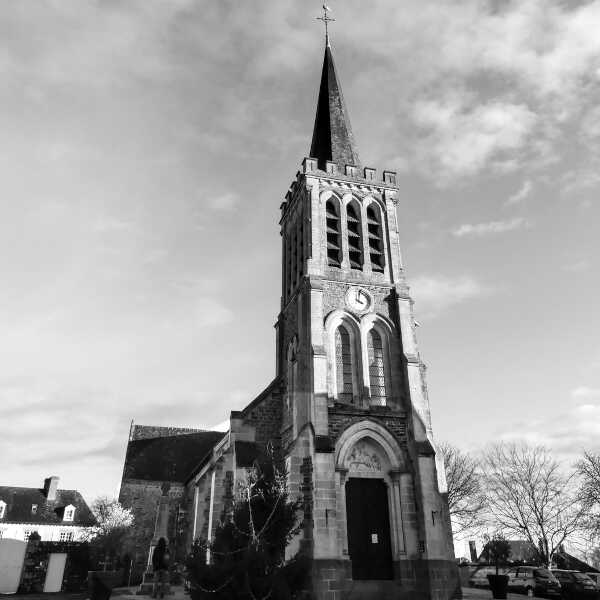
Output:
(285, 234), (292, 299)
(368, 329), (387, 405)
(346, 201), (363, 270)
(335, 326), (354, 403)
(367, 204), (385, 272)
(297, 215), (304, 282)
(326, 198), (342, 267)
(291, 226), (297, 288)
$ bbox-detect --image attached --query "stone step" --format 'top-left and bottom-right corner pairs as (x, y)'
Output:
(136, 582), (173, 596)
(346, 580), (404, 600)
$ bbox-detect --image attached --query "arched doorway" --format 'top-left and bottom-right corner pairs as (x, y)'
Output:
(335, 422), (408, 581)
(345, 477), (392, 579)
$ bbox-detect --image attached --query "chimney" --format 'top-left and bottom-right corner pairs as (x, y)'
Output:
(43, 476), (59, 501)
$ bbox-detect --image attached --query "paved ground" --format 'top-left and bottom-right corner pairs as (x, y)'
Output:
(2, 585), (188, 600)
(4, 585), (546, 600)
(462, 586), (545, 600)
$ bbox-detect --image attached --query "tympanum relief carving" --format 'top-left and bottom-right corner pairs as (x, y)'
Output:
(347, 441), (382, 472)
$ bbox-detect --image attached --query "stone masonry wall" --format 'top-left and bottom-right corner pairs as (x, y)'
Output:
(242, 388), (283, 448)
(118, 480), (184, 581)
(327, 407), (407, 447)
(18, 536), (90, 593)
(322, 281), (394, 322)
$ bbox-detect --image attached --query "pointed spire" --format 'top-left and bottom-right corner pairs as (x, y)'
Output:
(309, 41), (361, 171)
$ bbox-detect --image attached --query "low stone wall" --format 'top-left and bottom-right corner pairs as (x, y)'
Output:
(18, 536), (90, 593)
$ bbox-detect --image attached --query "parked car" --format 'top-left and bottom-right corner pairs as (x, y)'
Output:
(469, 566), (507, 589)
(551, 570), (600, 600)
(506, 566), (562, 597)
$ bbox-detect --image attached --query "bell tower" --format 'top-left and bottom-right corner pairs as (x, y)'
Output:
(276, 29), (458, 600)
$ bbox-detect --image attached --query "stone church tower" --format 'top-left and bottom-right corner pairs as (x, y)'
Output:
(274, 37), (457, 598)
(120, 31), (458, 600)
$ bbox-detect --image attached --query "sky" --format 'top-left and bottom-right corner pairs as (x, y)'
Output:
(1, 0), (599, 507)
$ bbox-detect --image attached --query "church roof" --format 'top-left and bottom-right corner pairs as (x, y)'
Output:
(122, 428), (225, 483)
(0, 486), (95, 526)
(309, 41), (361, 171)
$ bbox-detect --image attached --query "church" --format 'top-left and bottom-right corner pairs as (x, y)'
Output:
(119, 27), (458, 600)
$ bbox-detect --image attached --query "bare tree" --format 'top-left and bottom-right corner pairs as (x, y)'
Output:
(576, 451), (600, 539)
(482, 442), (585, 567)
(440, 442), (486, 537)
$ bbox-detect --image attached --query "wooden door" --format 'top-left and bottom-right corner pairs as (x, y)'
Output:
(345, 478), (393, 580)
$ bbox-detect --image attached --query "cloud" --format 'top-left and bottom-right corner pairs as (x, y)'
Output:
(205, 192), (239, 212)
(498, 389), (600, 461)
(193, 297), (234, 329)
(452, 217), (528, 237)
(506, 180), (533, 206)
(562, 259), (591, 273)
(410, 275), (491, 318)
(571, 386), (600, 400)
(412, 96), (537, 182)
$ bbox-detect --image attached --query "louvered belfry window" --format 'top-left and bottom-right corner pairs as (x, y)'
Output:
(367, 204), (385, 272)
(326, 199), (342, 267)
(335, 326), (353, 403)
(346, 201), (363, 270)
(368, 329), (387, 405)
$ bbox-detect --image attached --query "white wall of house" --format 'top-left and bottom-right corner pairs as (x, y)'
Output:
(0, 523), (90, 542)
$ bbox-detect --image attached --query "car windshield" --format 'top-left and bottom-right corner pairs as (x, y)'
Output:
(573, 573), (593, 581)
(535, 569), (552, 578)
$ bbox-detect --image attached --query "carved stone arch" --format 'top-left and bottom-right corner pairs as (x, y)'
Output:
(360, 313), (395, 406)
(335, 420), (409, 560)
(319, 188), (344, 204)
(324, 309), (361, 403)
(336, 419), (406, 473)
(363, 194), (386, 212)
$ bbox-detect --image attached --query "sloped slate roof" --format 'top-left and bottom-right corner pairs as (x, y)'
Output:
(0, 487), (95, 526)
(123, 430), (225, 482)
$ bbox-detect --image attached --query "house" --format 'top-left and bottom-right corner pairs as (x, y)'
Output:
(0, 476), (95, 542)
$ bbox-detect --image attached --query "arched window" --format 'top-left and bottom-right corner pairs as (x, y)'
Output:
(366, 204), (385, 272)
(346, 201), (363, 270)
(285, 234), (292, 299)
(335, 326), (353, 403)
(297, 214), (304, 282)
(291, 226), (298, 289)
(326, 198), (342, 267)
(368, 329), (387, 405)
(286, 341), (297, 416)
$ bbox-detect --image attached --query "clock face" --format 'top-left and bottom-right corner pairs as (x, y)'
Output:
(346, 287), (372, 313)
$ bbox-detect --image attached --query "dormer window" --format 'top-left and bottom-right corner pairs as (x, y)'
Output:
(0, 500), (6, 520)
(63, 505), (75, 522)
(31, 504), (38, 515)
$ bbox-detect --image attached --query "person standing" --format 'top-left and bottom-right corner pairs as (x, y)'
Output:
(151, 538), (170, 599)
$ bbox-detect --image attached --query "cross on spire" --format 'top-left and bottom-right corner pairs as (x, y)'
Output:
(316, 4), (335, 46)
